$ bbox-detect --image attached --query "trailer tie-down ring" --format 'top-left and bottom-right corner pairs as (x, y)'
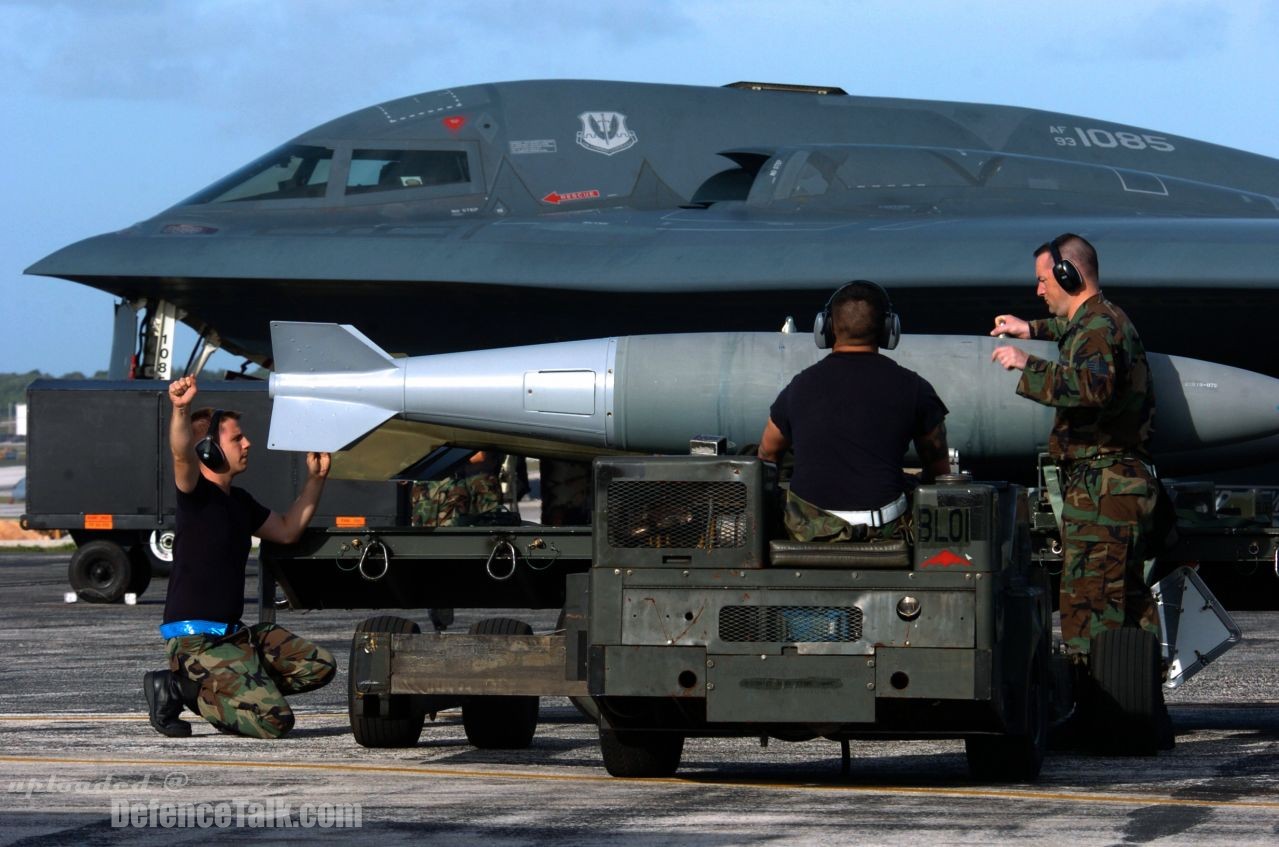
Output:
(356, 539), (390, 581)
(486, 538), (519, 581)
(484, 535), (559, 579)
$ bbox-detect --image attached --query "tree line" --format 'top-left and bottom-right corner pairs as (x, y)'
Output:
(0, 371), (106, 410)
(0, 369), (264, 411)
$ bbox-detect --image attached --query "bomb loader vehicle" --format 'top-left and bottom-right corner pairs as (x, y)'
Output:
(260, 448), (1191, 780)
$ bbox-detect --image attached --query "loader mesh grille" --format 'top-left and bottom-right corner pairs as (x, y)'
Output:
(719, 605), (863, 643)
(605, 480), (748, 549)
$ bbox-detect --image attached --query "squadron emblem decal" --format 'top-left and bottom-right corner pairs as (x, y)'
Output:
(576, 111), (638, 156)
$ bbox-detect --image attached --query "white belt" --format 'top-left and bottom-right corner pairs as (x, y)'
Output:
(826, 493), (908, 528)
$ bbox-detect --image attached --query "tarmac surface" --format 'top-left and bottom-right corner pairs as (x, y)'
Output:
(1, 552), (1277, 845)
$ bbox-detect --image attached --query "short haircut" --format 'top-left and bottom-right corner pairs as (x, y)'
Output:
(830, 281), (886, 344)
(1034, 232), (1099, 283)
(191, 407), (241, 438)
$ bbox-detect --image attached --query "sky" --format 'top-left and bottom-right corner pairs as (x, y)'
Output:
(1, 0), (1277, 376)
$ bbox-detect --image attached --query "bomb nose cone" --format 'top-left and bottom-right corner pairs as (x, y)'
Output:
(1148, 354), (1279, 452)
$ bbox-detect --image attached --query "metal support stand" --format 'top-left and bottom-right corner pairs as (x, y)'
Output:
(502, 454), (521, 513)
(185, 331), (223, 378)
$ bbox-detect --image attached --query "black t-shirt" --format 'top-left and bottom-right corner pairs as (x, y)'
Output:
(163, 475), (272, 625)
(769, 352), (948, 511)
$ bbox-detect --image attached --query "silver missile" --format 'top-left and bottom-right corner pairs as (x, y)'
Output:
(267, 322), (1279, 472)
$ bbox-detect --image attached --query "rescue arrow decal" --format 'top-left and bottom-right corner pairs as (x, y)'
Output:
(542, 189), (601, 205)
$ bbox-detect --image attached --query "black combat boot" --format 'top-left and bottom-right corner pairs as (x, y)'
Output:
(176, 672), (202, 712)
(144, 670), (192, 738)
(1154, 685), (1175, 751)
(1043, 652), (1094, 752)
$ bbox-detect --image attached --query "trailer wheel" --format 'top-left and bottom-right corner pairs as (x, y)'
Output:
(965, 642), (1049, 782)
(598, 727), (684, 778)
(1089, 628), (1161, 756)
(68, 540), (132, 603)
(349, 616), (427, 748)
(125, 546), (153, 598)
(462, 617), (539, 749)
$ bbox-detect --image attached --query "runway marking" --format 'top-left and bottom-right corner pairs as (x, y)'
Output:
(1, 755), (1276, 811)
(0, 712), (360, 722)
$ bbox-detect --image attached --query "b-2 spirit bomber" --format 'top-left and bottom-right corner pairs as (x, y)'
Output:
(26, 79), (1279, 381)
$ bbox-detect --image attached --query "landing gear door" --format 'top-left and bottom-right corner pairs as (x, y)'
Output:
(1153, 565), (1242, 689)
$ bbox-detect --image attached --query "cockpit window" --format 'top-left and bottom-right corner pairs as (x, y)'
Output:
(185, 144), (334, 203)
(346, 149), (471, 194)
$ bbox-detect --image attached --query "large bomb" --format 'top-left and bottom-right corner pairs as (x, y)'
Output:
(268, 322), (1279, 475)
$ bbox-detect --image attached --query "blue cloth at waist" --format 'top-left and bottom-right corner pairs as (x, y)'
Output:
(159, 620), (241, 640)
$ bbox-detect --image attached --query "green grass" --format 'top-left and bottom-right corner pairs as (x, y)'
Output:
(0, 543), (74, 553)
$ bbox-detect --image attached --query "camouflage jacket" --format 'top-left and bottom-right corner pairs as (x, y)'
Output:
(1018, 294), (1155, 462)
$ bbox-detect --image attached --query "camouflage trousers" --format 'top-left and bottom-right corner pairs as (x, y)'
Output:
(1059, 455), (1161, 654)
(166, 623), (336, 739)
(783, 489), (908, 543)
(410, 471), (502, 527)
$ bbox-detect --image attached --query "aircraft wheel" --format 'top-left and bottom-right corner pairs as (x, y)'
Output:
(598, 726), (684, 778)
(462, 617), (539, 749)
(1089, 628), (1161, 756)
(965, 641), (1049, 781)
(68, 540), (132, 603)
(142, 530), (175, 577)
(349, 616), (427, 748)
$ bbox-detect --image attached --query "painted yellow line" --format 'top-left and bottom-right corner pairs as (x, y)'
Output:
(0, 755), (1276, 811)
(0, 721), (142, 726)
(0, 711), (458, 722)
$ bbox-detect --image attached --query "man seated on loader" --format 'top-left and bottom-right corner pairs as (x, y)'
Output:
(758, 280), (950, 543)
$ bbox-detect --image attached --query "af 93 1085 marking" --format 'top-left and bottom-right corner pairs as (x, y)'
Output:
(1050, 125), (1176, 152)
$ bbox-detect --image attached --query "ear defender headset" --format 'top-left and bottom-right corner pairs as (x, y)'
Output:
(813, 280), (901, 350)
(195, 409), (229, 471)
(1047, 233), (1085, 295)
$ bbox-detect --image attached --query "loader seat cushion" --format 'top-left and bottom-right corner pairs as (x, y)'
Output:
(768, 539), (911, 569)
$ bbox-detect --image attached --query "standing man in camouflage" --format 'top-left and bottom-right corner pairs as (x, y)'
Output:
(409, 451), (505, 528)
(143, 375), (336, 739)
(759, 280), (951, 542)
(990, 233), (1162, 661)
